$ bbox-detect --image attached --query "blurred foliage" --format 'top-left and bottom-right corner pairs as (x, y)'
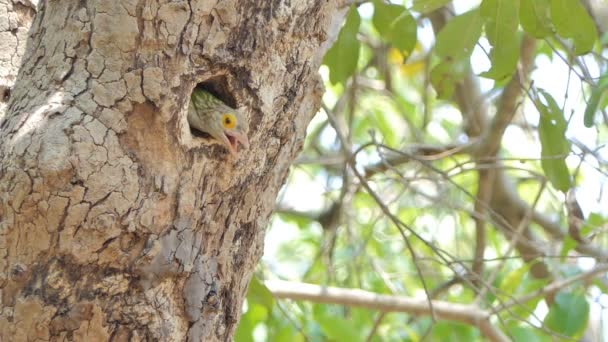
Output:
(237, 0), (608, 341)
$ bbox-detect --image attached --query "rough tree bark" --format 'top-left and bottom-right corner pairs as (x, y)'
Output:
(0, 0), (346, 340)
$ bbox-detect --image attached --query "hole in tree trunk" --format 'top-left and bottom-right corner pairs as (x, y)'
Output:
(188, 76), (238, 139)
(186, 75), (239, 154)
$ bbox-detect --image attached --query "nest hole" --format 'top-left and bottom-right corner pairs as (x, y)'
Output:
(188, 76), (238, 140)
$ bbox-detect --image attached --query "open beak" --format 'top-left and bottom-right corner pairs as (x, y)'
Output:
(222, 131), (250, 156)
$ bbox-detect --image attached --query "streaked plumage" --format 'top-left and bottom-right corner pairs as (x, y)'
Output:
(188, 88), (249, 156)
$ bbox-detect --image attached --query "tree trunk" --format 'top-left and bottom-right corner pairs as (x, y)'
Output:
(0, 0), (345, 340)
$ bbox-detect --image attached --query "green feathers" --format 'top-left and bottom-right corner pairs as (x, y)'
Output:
(191, 88), (225, 111)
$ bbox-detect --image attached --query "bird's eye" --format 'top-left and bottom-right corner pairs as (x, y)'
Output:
(221, 113), (236, 129)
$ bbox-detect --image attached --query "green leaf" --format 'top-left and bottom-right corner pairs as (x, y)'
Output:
(560, 236), (577, 261)
(602, 31), (608, 45)
(520, 0), (553, 38)
(372, 107), (398, 146)
(272, 325), (305, 342)
(234, 312), (255, 342)
(431, 9), (482, 98)
(480, 0), (520, 80)
(536, 90), (571, 192)
(536, 40), (554, 59)
(496, 264), (545, 322)
(499, 264), (530, 295)
(316, 312), (364, 342)
(431, 321), (478, 341)
(435, 9), (482, 61)
(508, 324), (550, 342)
(323, 6), (361, 85)
(411, 0), (451, 14)
(515, 278), (546, 318)
(583, 73), (608, 127)
(235, 304), (268, 342)
(550, 0), (598, 54)
(544, 292), (589, 338)
(248, 276), (275, 311)
(373, 2), (417, 55)
(581, 212), (607, 237)
(431, 58), (469, 99)
(237, 275), (274, 342)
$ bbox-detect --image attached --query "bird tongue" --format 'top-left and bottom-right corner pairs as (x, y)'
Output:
(224, 131), (249, 156)
(227, 135), (238, 153)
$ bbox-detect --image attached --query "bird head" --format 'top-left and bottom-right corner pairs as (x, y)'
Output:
(188, 89), (250, 156)
(207, 108), (249, 156)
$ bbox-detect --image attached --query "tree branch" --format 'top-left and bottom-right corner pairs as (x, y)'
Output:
(477, 36), (536, 158)
(363, 143), (469, 178)
(265, 280), (509, 342)
(494, 264), (608, 313)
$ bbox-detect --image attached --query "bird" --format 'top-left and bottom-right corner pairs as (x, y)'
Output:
(187, 87), (249, 156)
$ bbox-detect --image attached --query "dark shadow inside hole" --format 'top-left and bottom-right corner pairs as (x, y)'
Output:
(189, 127), (209, 139)
(0, 86), (10, 102)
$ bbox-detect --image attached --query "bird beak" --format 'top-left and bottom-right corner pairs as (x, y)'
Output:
(223, 131), (250, 156)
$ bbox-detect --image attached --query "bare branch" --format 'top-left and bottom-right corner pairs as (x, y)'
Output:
(266, 280), (509, 342)
(363, 143), (470, 178)
(472, 169), (494, 288)
(494, 264), (608, 313)
(477, 36), (537, 158)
